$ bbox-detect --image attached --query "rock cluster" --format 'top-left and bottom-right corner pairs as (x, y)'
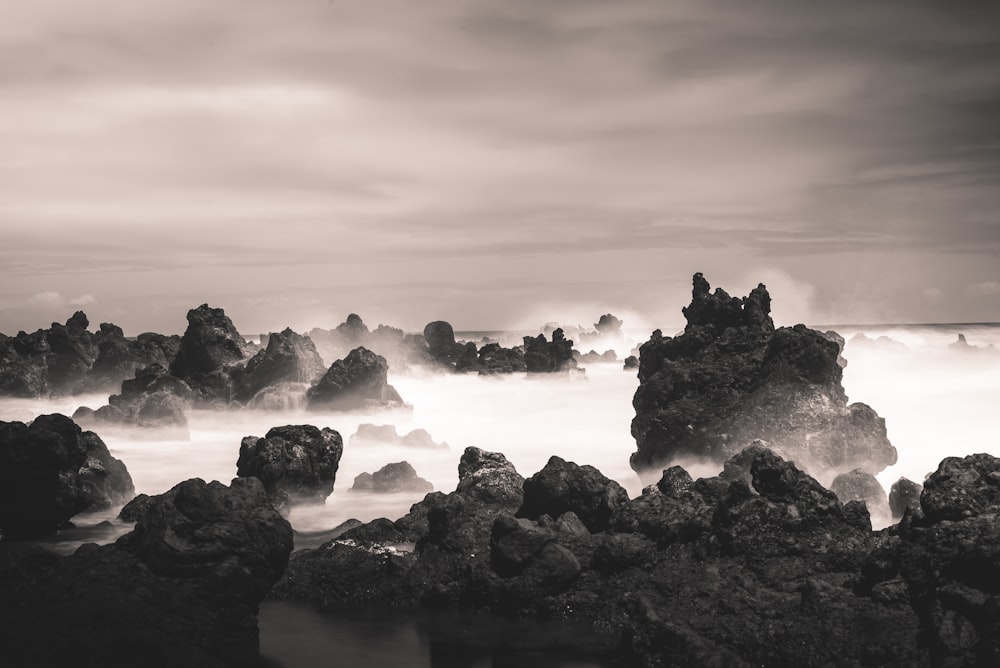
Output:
(349, 423), (448, 449)
(631, 273), (896, 483)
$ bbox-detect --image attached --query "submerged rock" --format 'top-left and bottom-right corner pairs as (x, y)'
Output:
(306, 347), (405, 411)
(349, 423), (449, 449)
(0, 413), (134, 538)
(630, 273), (896, 483)
(237, 425), (344, 507)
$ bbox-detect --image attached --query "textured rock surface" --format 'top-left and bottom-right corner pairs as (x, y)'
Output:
(830, 468), (891, 523)
(306, 347), (404, 411)
(516, 455), (629, 533)
(0, 414), (134, 538)
(232, 328), (325, 405)
(76, 363), (194, 430)
(169, 304), (255, 403)
(630, 273), (896, 483)
(351, 461), (433, 493)
(523, 328), (578, 373)
(890, 477), (923, 520)
(237, 425), (343, 507)
(0, 477), (293, 667)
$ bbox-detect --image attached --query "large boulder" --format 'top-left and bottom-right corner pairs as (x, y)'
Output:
(631, 273), (896, 483)
(351, 461), (433, 494)
(43, 312), (99, 394)
(0, 414), (134, 538)
(423, 320), (465, 367)
(232, 328), (326, 405)
(919, 453), (1000, 523)
(237, 425), (343, 508)
(830, 468), (891, 524)
(0, 330), (50, 396)
(889, 477), (923, 520)
(76, 363), (193, 430)
(306, 347), (404, 411)
(516, 456), (629, 533)
(169, 304), (254, 402)
(0, 477), (293, 666)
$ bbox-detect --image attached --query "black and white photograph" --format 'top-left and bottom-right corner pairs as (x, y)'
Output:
(1, 1), (999, 666)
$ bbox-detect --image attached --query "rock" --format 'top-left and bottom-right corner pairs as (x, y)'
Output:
(889, 477), (923, 520)
(351, 461), (433, 493)
(631, 273), (896, 484)
(523, 328), (578, 373)
(623, 355), (639, 370)
(237, 425), (343, 507)
(469, 342), (527, 374)
(44, 312), (99, 394)
(0, 414), (134, 538)
(610, 466), (721, 545)
(336, 313), (369, 343)
(118, 493), (153, 522)
(232, 328), (326, 404)
(830, 468), (890, 523)
(595, 314), (623, 335)
(0, 477), (292, 666)
(516, 455), (628, 532)
(349, 423), (448, 449)
(489, 516), (581, 601)
(575, 349), (618, 364)
(306, 347), (405, 411)
(78, 363), (193, 430)
(0, 331), (50, 397)
(423, 320), (465, 367)
(455, 446), (525, 504)
(169, 304), (254, 402)
(920, 453), (1000, 523)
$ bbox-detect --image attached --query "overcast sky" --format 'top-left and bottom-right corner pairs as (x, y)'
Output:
(2, 0), (999, 335)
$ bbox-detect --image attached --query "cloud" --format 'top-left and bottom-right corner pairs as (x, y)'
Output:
(69, 294), (96, 305)
(29, 291), (64, 305)
(968, 281), (1000, 297)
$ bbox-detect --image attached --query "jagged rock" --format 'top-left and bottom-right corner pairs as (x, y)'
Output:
(0, 477), (292, 666)
(949, 333), (998, 355)
(631, 273), (896, 483)
(830, 468), (891, 523)
(118, 493), (152, 522)
(77, 363), (193, 429)
(0, 414), (134, 538)
(516, 456), (628, 533)
(306, 347), (404, 411)
(87, 326), (180, 392)
(169, 304), (254, 402)
(349, 423), (448, 449)
(889, 477), (923, 520)
(351, 461), (433, 493)
(920, 454), (1000, 523)
(623, 355), (639, 370)
(44, 312), (99, 394)
(336, 313), (369, 343)
(575, 349), (618, 364)
(468, 342), (527, 374)
(610, 466), (722, 545)
(0, 330), (50, 397)
(523, 329), (578, 373)
(237, 425), (343, 507)
(232, 328), (325, 404)
(455, 447), (525, 504)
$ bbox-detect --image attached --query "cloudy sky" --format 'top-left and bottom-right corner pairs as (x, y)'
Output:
(2, 0), (999, 335)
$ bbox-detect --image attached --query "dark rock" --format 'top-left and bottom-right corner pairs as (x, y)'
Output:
(455, 446), (525, 504)
(232, 328), (326, 405)
(349, 423), (448, 449)
(0, 331), (50, 396)
(87, 327), (180, 392)
(118, 493), (153, 522)
(306, 347), (405, 411)
(472, 342), (527, 374)
(610, 466), (719, 545)
(920, 453), (1000, 523)
(631, 273), (896, 483)
(830, 468), (890, 523)
(79, 363), (193, 429)
(595, 314), (623, 334)
(44, 312), (99, 394)
(423, 320), (466, 367)
(0, 414), (134, 538)
(336, 313), (369, 343)
(523, 328), (578, 373)
(237, 425), (343, 507)
(351, 461), (433, 494)
(623, 355), (639, 370)
(169, 304), (254, 402)
(516, 455), (628, 532)
(889, 477), (923, 520)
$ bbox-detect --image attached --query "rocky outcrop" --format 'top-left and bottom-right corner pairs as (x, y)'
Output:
(523, 329), (578, 373)
(623, 355), (639, 370)
(516, 456), (629, 533)
(0, 312), (99, 396)
(87, 326), (180, 392)
(349, 423), (448, 449)
(231, 328), (325, 405)
(306, 347), (405, 411)
(0, 414), (134, 538)
(0, 477), (293, 667)
(351, 461), (433, 494)
(630, 273), (896, 483)
(830, 468), (891, 523)
(423, 320), (466, 367)
(75, 363), (194, 430)
(237, 425), (344, 508)
(169, 304), (255, 402)
(889, 477), (923, 520)
(460, 342), (527, 374)
(575, 349), (618, 364)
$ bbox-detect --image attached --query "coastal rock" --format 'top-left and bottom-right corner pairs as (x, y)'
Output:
(470, 342), (527, 374)
(169, 304), (255, 402)
(423, 320), (465, 367)
(623, 355), (639, 370)
(232, 328), (325, 405)
(77, 363), (193, 430)
(830, 468), (891, 523)
(0, 414), (134, 538)
(0, 477), (292, 666)
(919, 453), (1000, 523)
(43, 312), (100, 394)
(516, 455), (628, 533)
(455, 447), (525, 505)
(630, 273), (896, 483)
(237, 425), (343, 507)
(349, 423), (448, 449)
(351, 461), (433, 494)
(889, 477), (923, 520)
(306, 347), (404, 411)
(523, 329), (578, 373)
(87, 327), (180, 392)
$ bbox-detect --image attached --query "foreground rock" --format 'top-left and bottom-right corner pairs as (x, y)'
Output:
(631, 273), (896, 483)
(270, 445), (1000, 666)
(352, 461), (434, 493)
(0, 477), (293, 667)
(237, 425), (344, 508)
(306, 347), (405, 411)
(0, 414), (134, 538)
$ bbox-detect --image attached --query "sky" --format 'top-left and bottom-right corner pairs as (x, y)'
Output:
(2, 0), (999, 336)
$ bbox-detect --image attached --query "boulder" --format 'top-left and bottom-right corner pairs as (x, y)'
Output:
(423, 320), (465, 367)
(516, 455), (629, 533)
(77, 363), (193, 430)
(0, 331), (50, 397)
(455, 446), (525, 505)
(0, 414), (134, 538)
(87, 326), (180, 392)
(830, 468), (891, 523)
(631, 273), (896, 483)
(306, 347), (405, 411)
(523, 328), (578, 373)
(232, 328), (326, 404)
(237, 425), (343, 507)
(169, 304), (254, 402)
(889, 477), (923, 520)
(0, 477), (293, 666)
(351, 461), (433, 493)
(43, 312), (99, 394)
(919, 453), (1000, 523)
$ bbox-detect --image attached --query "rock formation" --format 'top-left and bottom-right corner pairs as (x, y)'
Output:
(306, 347), (405, 411)
(75, 363), (194, 430)
(349, 423), (448, 449)
(0, 477), (292, 666)
(830, 468), (891, 523)
(0, 414), (134, 538)
(889, 477), (922, 520)
(523, 328), (578, 373)
(231, 328), (326, 405)
(237, 425), (344, 508)
(630, 273), (896, 483)
(169, 303), (255, 403)
(351, 461), (433, 494)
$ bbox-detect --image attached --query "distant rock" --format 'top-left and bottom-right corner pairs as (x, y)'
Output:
(459, 341), (527, 375)
(87, 326), (180, 392)
(949, 333), (998, 354)
(232, 328), (326, 405)
(0, 477), (292, 666)
(0, 414), (134, 538)
(595, 314), (623, 335)
(523, 328), (578, 373)
(349, 423), (448, 449)
(631, 273), (896, 483)
(575, 349), (618, 364)
(830, 468), (890, 523)
(351, 461), (433, 494)
(43, 312), (100, 394)
(306, 347), (405, 411)
(423, 320), (467, 368)
(169, 304), (255, 402)
(237, 425), (344, 508)
(889, 477), (922, 520)
(623, 355), (639, 370)
(849, 332), (907, 352)
(0, 331), (49, 396)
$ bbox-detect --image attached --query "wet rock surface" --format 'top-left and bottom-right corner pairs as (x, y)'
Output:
(630, 273), (896, 483)
(237, 425), (344, 508)
(232, 328), (326, 405)
(0, 477), (293, 667)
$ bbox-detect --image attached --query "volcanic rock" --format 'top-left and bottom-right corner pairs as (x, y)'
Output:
(352, 461), (433, 494)
(0, 414), (134, 538)
(523, 328), (578, 373)
(516, 455), (629, 533)
(830, 468), (891, 523)
(349, 423), (448, 449)
(232, 328), (325, 405)
(77, 363), (193, 430)
(237, 425), (343, 507)
(889, 477), (923, 520)
(169, 304), (255, 402)
(306, 347), (404, 411)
